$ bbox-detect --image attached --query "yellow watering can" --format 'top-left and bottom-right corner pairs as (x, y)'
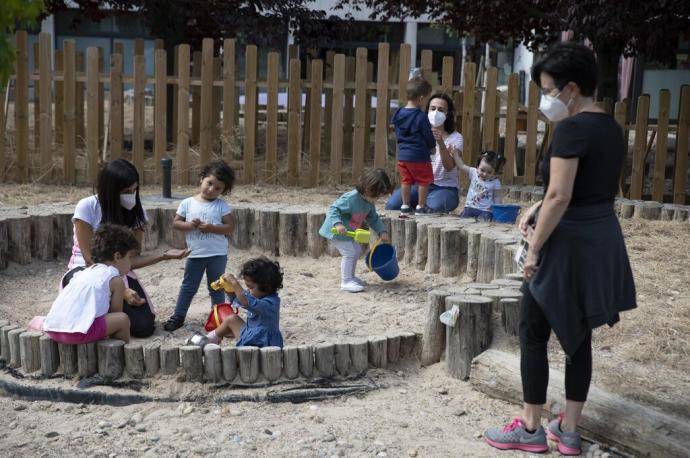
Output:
(330, 228), (371, 244)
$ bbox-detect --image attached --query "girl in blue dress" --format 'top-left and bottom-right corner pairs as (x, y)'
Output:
(206, 257), (284, 348)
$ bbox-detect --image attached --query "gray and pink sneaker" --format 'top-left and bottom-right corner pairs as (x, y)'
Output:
(484, 417), (549, 453)
(547, 413), (582, 456)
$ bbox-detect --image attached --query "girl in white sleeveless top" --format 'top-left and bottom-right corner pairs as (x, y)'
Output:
(44, 225), (139, 344)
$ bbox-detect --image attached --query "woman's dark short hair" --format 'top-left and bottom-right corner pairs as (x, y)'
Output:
(477, 150), (506, 175)
(355, 168), (394, 198)
(91, 223), (140, 263)
(427, 92), (456, 133)
(200, 160), (236, 195)
(531, 41), (597, 97)
(97, 159), (146, 229)
(240, 257), (283, 294)
(407, 77), (432, 101)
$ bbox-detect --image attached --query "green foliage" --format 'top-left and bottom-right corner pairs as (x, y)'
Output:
(0, 0), (44, 88)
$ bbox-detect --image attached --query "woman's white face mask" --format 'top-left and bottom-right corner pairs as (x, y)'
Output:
(120, 193), (137, 210)
(539, 90), (570, 122)
(428, 110), (447, 128)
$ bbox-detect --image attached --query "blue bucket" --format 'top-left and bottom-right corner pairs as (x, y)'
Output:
(492, 204), (521, 224)
(366, 243), (399, 281)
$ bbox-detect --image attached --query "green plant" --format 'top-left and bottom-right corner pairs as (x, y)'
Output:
(0, 0), (44, 88)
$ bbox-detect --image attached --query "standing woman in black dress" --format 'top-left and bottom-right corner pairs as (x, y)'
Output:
(484, 42), (637, 455)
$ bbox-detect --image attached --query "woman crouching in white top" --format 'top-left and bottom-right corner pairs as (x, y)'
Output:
(45, 224), (139, 344)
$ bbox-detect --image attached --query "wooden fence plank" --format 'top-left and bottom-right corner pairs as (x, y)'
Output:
(154, 49), (167, 180)
(222, 39), (236, 160)
(33, 42), (39, 154)
(614, 99), (628, 195)
(524, 80), (539, 185)
(287, 58), (301, 186)
(308, 59), (323, 187)
(191, 51), (201, 146)
(503, 73), (519, 185)
(212, 57), (221, 142)
(132, 54), (145, 179)
(265, 51), (279, 183)
(441, 56), (453, 95)
(134, 38), (145, 57)
(34, 32), (53, 181)
(674, 85), (690, 204)
(652, 89), (670, 202)
(398, 43), (411, 106)
(461, 62), (476, 188)
(630, 94), (650, 200)
(55, 49), (64, 145)
(482, 67), (498, 151)
(353, 48), (367, 180)
(421, 49), (432, 83)
(365, 63), (373, 158)
(374, 42), (390, 169)
(244, 45), (258, 184)
(109, 52), (123, 160)
(172, 44), (178, 146)
(176, 44), (191, 185)
(199, 38), (214, 169)
(76, 51), (84, 148)
(0, 82), (5, 178)
(63, 40), (76, 183)
(330, 54), (346, 184)
(86, 47), (100, 183)
(324, 51), (335, 158)
(14, 31), (29, 182)
(97, 47), (104, 150)
(343, 56), (355, 161)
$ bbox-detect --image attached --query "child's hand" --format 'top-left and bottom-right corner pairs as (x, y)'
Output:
(124, 288), (146, 306)
(191, 218), (201, 229)
(334, 223), (347, 235)
(198, 222), (213, 233)
(164, 248), (191, 260)
(222, 273), (243, 292)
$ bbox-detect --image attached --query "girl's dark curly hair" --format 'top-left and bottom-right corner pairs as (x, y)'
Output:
(200, 159), (236, 195)
(476, 150), (506, 175)
(240, 256), (283, 294)
(91, 223), (140, 263)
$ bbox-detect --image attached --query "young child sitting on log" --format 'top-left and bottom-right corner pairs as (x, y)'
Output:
(43, 224), (136, 344)
(457, 150), (505, 221)
(205, 257), (284, 348)
(319, 168), (393, 293)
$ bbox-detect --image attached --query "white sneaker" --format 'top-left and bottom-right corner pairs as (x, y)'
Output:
(353, 277), (367, 286)
(341, 280), (365, 293)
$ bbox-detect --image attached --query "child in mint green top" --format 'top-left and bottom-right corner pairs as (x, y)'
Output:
(319, 169), (394, 293)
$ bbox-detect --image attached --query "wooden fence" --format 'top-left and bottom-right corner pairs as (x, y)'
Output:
(1, 31), (689, 203)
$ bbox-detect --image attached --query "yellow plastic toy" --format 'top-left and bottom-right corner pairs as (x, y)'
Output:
(330, 228), (371, 244)
(210, 276), (234, 294)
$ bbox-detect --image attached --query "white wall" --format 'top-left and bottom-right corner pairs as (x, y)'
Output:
(642, 70), (690, 119)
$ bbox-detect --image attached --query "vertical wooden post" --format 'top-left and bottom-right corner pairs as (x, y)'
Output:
(324, 51), (335, 158)
(212, 57), (222, 142)
(524, 80), (539, 185)
(63, 40), (76, 184)
(481, 67), (498, 152)
(441, 56), (453, 95)
(308, 59), (323, 187)
(33, 42), (39, 154)
(133, 53), (145, 178)
(365, 62), (373, 156)
(302, 52), (312, 154)
(97, 47), (104, 151)
(86, 47), (100, 183)
(503, 73), (519, 185)
(398, 43), (411, 106)
(154, 49), (167, 181)
(374, 43), (390, 169)
(652, 89), (670, 202)
(109, 52), (123, 160)
(55, 48), (64, 144)
(614, 99), (628, 196)
(177, 44), (191, 185)
(0, 83), (5, 177)
(191, 51), (201, 146)
(265, 51), (279, 183)
(38, 33), (52, 181)
(287, 58), (301, 186)
(630, 94), (650, 200)
(353, 48), (367, 180)
(222, 38), (236, 160)
(673, 86), (690, 204)
(76, 51), (85, 147)
(172, 44), (179, 146)
(421, 50), (433, 83)
(244, 44), (258, 184)
(343, 56), (355, 161)
(330, 54), (346, 184)
(199, 38), (214, 169)
(134, 38), (145, 57)
(15, 31), (29, 182)
(461, 62), (476, 187)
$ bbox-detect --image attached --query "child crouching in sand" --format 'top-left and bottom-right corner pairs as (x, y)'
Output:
(206, 257), (284, 348)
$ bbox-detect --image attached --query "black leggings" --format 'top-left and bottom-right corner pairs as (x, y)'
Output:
(63, 267), (155, 338)
(519, 287), (592, 404)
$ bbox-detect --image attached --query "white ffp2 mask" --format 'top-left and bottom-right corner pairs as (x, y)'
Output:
(428, 110), (447, 128)
(539, 92), (569, 122)
(120, 193), (137, 210)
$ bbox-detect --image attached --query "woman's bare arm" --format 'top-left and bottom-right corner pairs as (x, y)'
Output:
(74, 219), (94, 266)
